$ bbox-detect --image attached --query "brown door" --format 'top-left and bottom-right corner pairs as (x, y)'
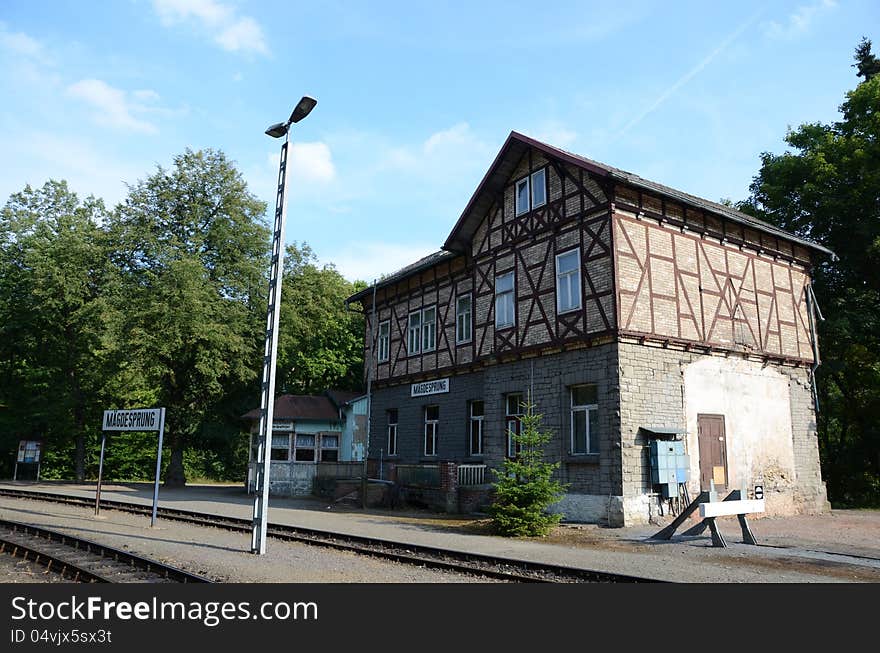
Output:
(697, 414), (728, 490)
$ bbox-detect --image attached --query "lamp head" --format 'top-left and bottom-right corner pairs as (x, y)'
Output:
(265, 122), (289, 138)
(289, 96), (317, 124)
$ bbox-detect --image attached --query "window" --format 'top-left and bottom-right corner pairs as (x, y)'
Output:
(294, 433), (316, 462)
(270, 433), (290, 461)
(408, 311), (421, 355)
(424, 405), (439, 456)
(377, 320), (390, 363)
(387, 409), (398, 456)
(556, 249), (581, 314)
(469, 400), (484, 456)
(531, 169), (546, 208)
(515, 177), (530, 216)
(422, 306), (436, 352)
(456, 294), (472, 344)
(571, 385), (599, 455)
(319, 434), (339, 462)
(506, 393), (523, 458)
(495, 271), (515, 328)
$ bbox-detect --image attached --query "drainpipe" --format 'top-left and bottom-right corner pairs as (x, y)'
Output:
(805, 284), (824, 415)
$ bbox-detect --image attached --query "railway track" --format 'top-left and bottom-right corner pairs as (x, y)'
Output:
(0, 488), (660, 583)
(0, 518), (212, 583)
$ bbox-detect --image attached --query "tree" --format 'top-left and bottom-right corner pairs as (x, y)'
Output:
(853, 37), (880, 81)
(110, 148), (269, 487)
(276, 242), (365, 394)
(488, 399), (568, 536)
(0, 181), (117, 481)
(739, 40), (880, 506)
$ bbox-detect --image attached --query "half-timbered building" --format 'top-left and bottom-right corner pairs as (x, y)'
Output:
(346, 131), (831, 526)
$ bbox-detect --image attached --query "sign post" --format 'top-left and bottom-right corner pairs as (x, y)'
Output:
(100, 408), (165, 526)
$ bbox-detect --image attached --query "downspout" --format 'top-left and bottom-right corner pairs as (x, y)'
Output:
(805, 283), (825, 415)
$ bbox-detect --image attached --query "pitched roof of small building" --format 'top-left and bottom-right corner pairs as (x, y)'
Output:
(242, 394), (340, 422)
(325, 390), (364, 408)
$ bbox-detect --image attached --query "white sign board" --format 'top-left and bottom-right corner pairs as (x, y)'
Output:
(102, 409), (162, 431)
(411, 378), (450, 397)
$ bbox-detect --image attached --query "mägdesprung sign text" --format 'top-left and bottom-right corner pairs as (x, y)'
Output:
(102, 409), (163, 431)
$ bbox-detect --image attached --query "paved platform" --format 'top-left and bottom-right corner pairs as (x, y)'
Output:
(1, 481), (877, 583)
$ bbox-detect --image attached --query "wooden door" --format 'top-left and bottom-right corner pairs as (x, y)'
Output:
(697, 414), (728, 490)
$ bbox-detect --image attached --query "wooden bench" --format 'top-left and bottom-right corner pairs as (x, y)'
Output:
(651, 490), (764, 547)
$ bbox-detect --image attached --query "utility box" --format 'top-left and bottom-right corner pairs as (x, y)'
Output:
(649, 440), (689, 498)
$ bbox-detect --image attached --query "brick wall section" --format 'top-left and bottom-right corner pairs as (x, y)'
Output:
(616, 340), (829, 515)
(368, 343), (622, 498)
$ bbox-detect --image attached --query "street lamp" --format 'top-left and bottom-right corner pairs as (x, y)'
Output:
(251, 95), (316, 555)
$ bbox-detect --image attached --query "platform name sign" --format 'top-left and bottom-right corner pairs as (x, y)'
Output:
(99, 407), (166, 528)
(102, 409), (162, 431)
(411, 378), (450, 397)
(754, 485), (764, 500)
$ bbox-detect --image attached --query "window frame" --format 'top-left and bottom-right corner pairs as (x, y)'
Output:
(421, 305), (437, 353)
(495, 271), (516, 329)
(424, 405), (439, 457)
(319, 433), (339, 462)
(570, 385), (599, 455)
(531, 168), (547, 208)
(407, 310), (422, 355)
(386, 409), (398, 457)
(505, 393), (523, 458)
(515, 177), (530, 216)
(455, 294), (472, 345)
(270, 432), (291, 461)
(469, 400), (484, 456)
(293, 433), (317, 462)
(377, 319), (390, 363)
(555, 247), (582, 315)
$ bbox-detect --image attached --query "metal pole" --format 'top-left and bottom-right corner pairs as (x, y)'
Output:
(362, 280), (377, 508)
(251, 131), (291, 555)
(151, 408), (166, 527)
(95, 431), (107, 516)
(13, 462), (17, 481)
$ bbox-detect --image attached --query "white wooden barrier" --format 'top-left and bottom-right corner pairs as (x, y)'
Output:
(699, 499), (765, 518)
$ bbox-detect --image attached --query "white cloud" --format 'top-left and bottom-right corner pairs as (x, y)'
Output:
(67, 79), (158, 133)
(328, 241), (439, 284)
(761, 0), (837, 40)
(0, 23), (44, 59)
(269, 141), (336, 186)
(133, 89), (161, 102)
(522, 121), (578, 149)
(152, 0), (269, 55)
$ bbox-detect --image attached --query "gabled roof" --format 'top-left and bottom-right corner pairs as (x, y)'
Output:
(444, 131), (833, 256)
(242, 394), (340, 422)
(325, 390), (364, 408)
(347, 130), (833, 305)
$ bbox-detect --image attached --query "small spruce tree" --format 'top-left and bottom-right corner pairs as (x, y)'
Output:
(489, 399), (569, 537)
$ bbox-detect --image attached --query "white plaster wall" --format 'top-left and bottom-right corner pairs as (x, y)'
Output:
(683, 357), (796, 514)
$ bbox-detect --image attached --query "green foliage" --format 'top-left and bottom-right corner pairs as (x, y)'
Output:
(277, 242), (365, 394)
(489, 400), (568, 536)
(739, 40), (880, 507)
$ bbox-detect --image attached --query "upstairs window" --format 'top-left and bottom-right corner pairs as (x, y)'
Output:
(556, 248), (581, 314)
(515, 177), (530, 216)
(495, 271), (515, 329)
(408, 311), (421, 355)
(377, 320), (390, 362)
(422, 306), (436, 352)
(571, 385), (599, 455)
(424, 405), (439, 456)
(456, 294), (472, 344)
(531, 168), (546, 208)
(515, 168), (547, 215)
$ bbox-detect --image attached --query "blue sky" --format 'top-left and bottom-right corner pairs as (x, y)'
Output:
(1, 0), (876, 282)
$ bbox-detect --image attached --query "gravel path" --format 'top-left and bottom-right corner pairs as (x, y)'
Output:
(0, 498), (496, 583)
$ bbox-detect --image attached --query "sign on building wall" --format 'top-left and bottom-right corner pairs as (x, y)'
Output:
(411, 378), (450, 397)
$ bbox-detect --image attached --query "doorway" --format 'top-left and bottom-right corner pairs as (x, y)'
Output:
(697, 413), (728, 490)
